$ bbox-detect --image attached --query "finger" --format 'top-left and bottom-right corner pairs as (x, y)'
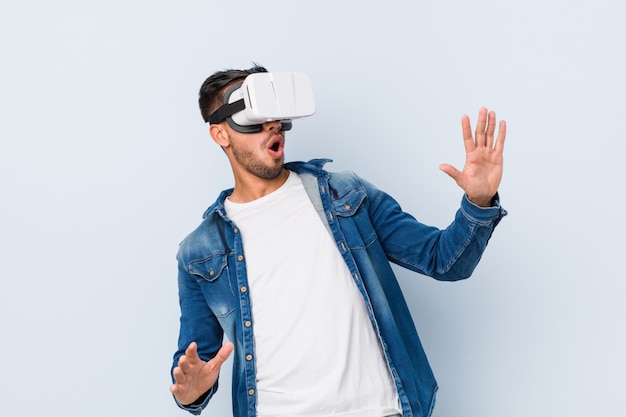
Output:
(475, 107), (488, 147)
(172, 366), (186, 384)
(494, 119), (507, 154)
(185, 342), (199, 361)
(177, 354), (191, 373)
(210, 342), (234, 368)
(461, 114), (475, 153)
(486, 111), (496, 149)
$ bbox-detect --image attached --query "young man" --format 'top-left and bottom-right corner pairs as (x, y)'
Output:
(170, 65), (507, 417)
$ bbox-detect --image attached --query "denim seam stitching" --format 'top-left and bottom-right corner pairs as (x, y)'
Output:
(386, 222), (477, 275)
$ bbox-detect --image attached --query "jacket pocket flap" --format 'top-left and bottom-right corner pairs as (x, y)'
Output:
(187, 254), (228, 282)
(332, 188), (366, 217)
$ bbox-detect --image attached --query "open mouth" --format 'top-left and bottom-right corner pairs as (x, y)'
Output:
(267, 135), (284, 157)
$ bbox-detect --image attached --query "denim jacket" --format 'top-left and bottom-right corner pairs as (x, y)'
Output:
(173, 159), (507, 417)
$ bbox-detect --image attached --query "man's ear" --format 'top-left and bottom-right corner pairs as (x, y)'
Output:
(210, 124), (229, 148)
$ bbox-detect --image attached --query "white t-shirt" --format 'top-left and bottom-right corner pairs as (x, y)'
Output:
(224, 172), (401, 417)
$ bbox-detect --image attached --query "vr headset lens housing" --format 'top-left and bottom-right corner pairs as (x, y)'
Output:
(208, 72), (316, 133)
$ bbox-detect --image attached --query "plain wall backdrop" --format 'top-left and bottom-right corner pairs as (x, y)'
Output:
(1, 0), (624, 416)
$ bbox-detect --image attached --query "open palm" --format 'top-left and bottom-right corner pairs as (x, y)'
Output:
(439, 107), (506, 207)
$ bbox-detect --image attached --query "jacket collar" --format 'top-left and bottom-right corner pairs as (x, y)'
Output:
(202, 158), (333, 219)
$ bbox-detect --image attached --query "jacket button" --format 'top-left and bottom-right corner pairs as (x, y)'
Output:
(233, 228), (239, 233)
(246, 354), (253, 361)
(344, 204), (350, 210)
(240, 286), (247, 293)
(237, 255), (244, 261)
(248, 389), (255, 396)
(244, 321), (251, 327)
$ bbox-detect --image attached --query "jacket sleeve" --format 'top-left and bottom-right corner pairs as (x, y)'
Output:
(171, 258), (225, 415)
(362, 177), (507, 281)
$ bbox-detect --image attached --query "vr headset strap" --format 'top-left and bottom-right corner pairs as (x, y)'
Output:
(208, 99), (245, 124)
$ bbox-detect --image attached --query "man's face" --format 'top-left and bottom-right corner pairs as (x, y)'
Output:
(222, 120), (286, 180)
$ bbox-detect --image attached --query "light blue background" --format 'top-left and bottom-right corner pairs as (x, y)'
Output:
(1, 1), (624, 416)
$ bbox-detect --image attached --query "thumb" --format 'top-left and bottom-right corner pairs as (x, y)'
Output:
(439, 163), (461, 181)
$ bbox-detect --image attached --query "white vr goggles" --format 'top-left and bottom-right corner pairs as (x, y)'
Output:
(208, 72), (316, 133)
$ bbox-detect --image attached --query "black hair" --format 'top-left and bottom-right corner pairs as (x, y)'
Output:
(198, 64), (268, 123)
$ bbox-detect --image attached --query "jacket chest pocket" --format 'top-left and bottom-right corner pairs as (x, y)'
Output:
(332, 188), (378, 249)
(188, 253), (228, 282)
(187, 253), (236, 318)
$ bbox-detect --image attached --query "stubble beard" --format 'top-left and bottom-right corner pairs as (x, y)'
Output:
(230, 136), (284, 180)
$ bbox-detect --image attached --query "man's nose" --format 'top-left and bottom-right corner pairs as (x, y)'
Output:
(264, 120), (283, 132)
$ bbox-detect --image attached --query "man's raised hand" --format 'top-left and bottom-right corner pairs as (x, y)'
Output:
(439, 107), (506, 207)
(170, 341), (234, 406)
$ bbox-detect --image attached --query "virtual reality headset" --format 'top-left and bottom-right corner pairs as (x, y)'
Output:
(208, 72), (316, 133)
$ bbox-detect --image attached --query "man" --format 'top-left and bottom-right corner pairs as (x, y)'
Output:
(170, 65), (507, 417)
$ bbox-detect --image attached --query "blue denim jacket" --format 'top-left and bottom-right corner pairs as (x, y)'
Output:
(173, 159), (506, 417)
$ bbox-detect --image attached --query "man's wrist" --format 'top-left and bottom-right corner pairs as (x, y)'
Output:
(184, 389), (211, 406)
(467, 194), (495, 208)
